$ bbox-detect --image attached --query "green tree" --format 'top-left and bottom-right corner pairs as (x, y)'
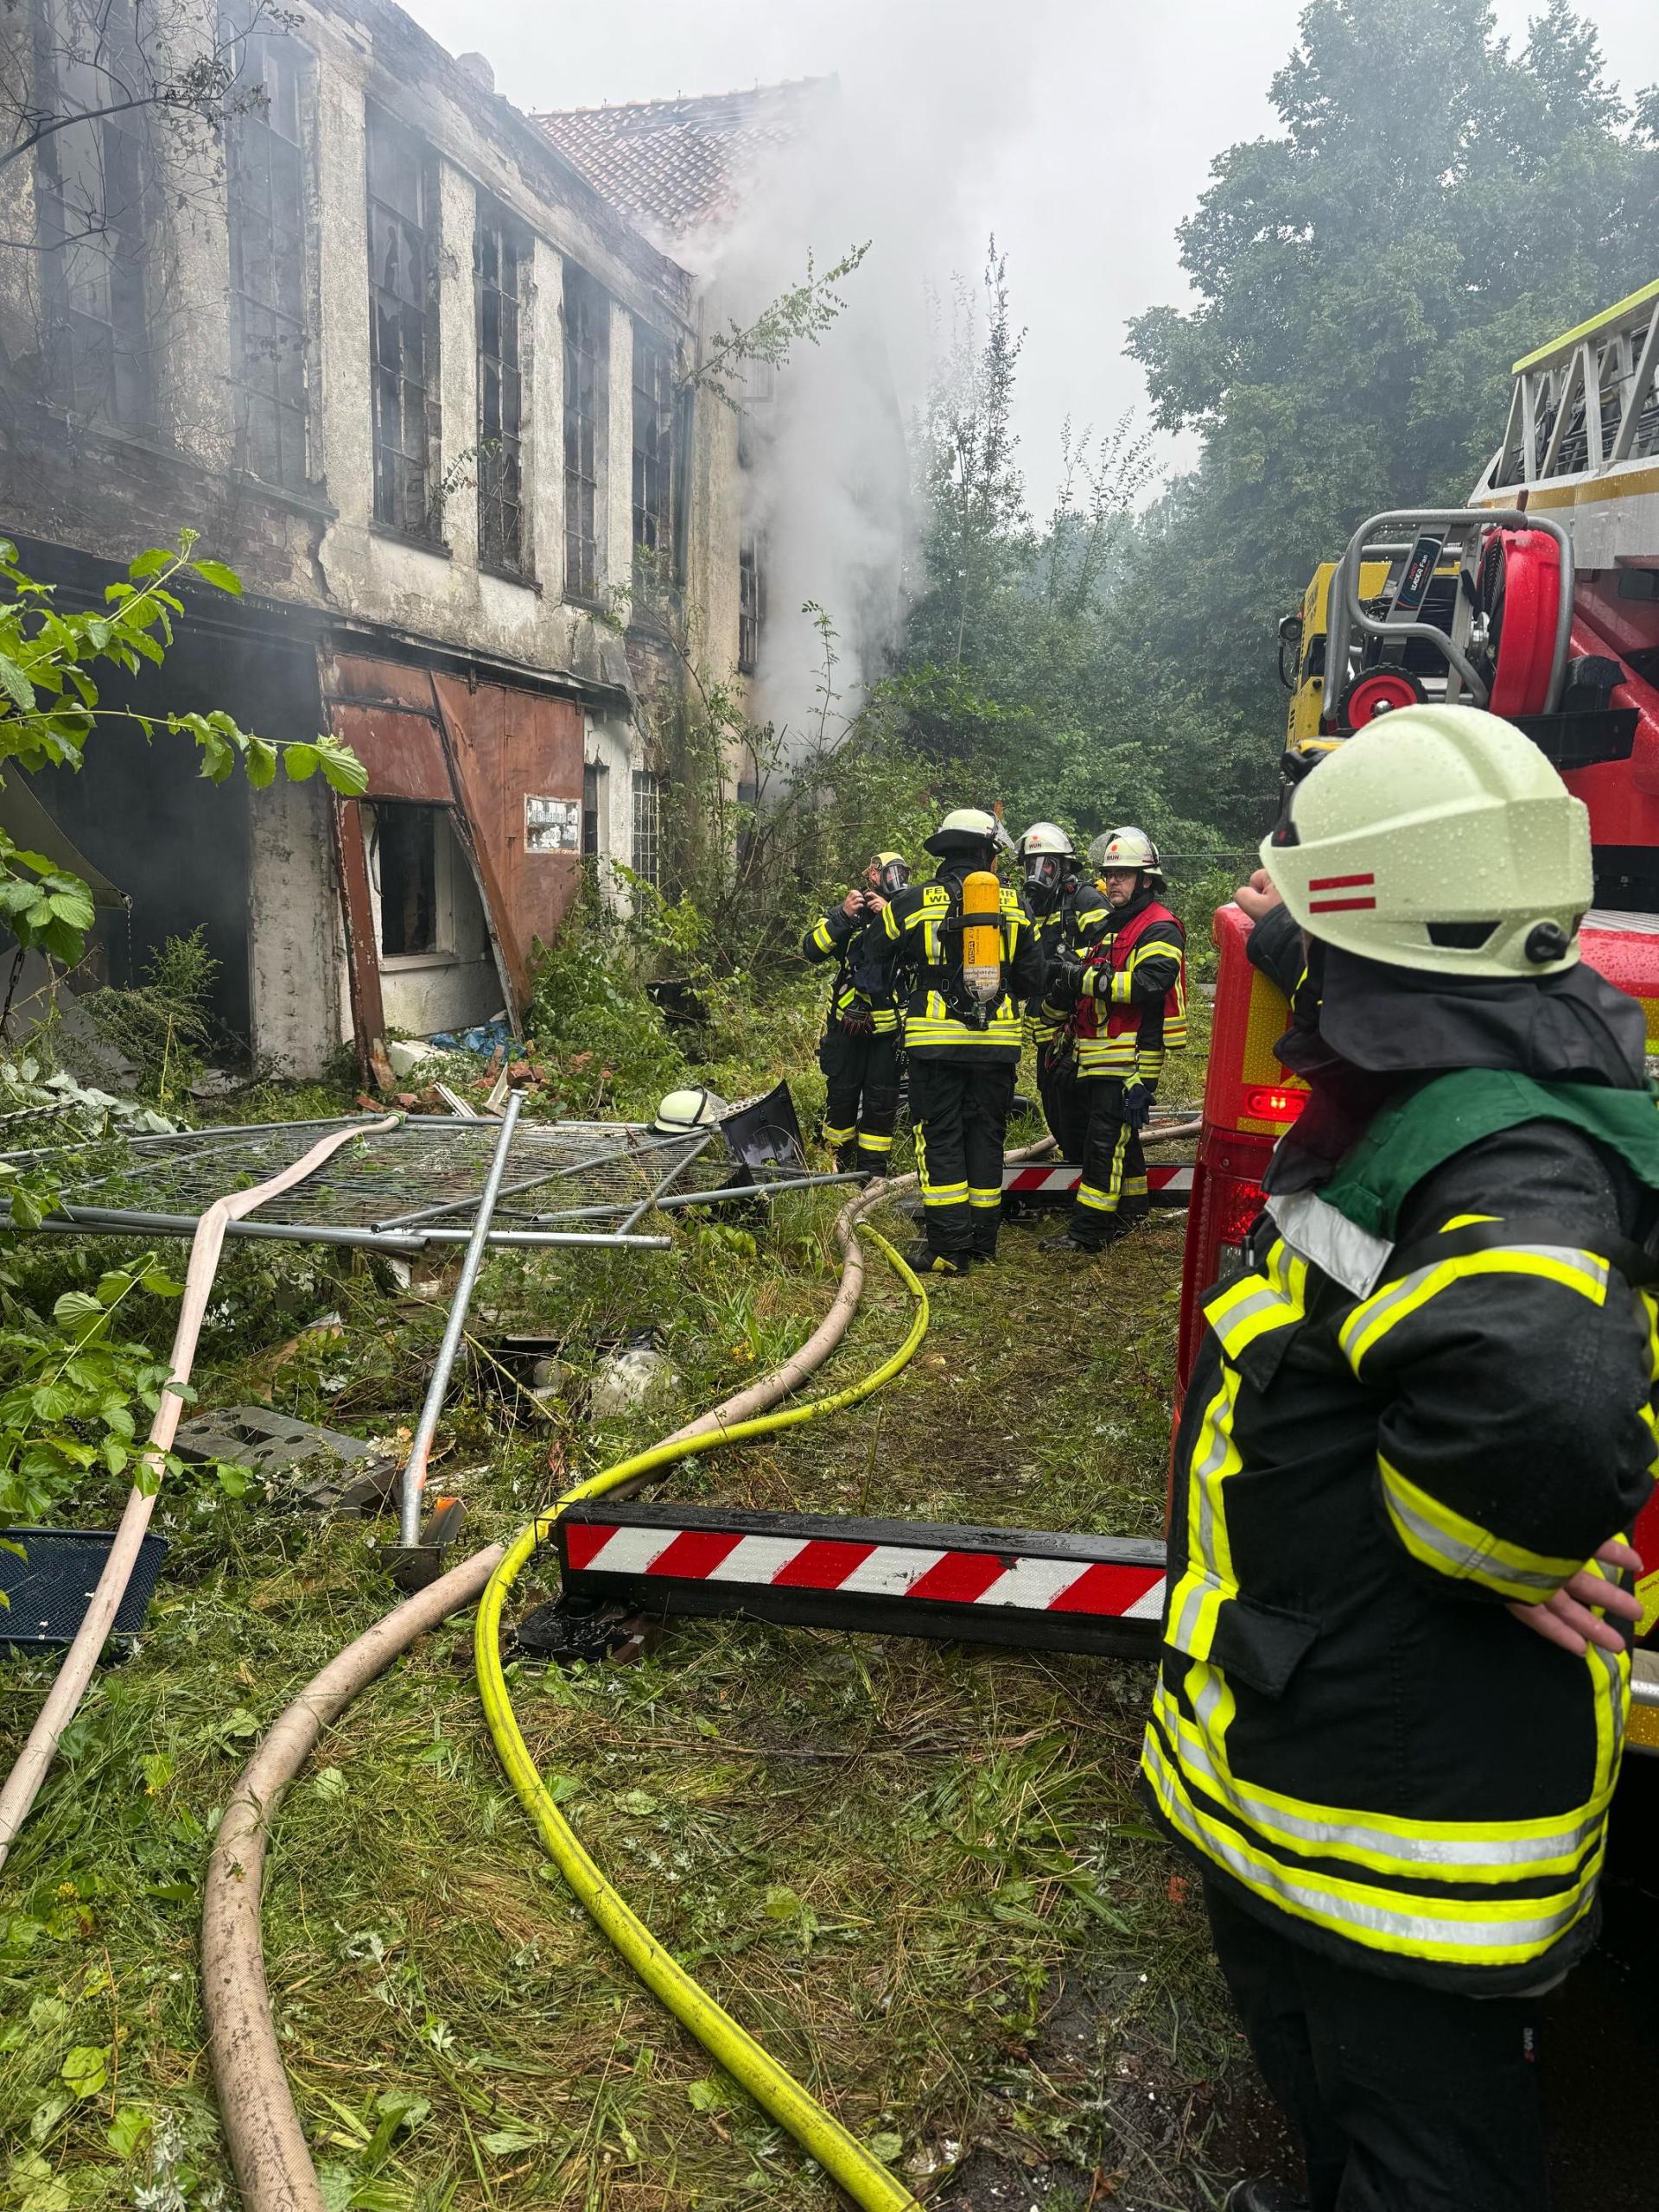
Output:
(1124, 0), (1659, 814)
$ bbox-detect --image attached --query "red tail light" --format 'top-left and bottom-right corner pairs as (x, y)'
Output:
(1245, 1087), (1305, 1122)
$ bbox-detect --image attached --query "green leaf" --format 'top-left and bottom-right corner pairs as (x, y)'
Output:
(245, 734), (279, 789)
(283, 741), (320, 781)
(29, 2091), (73, 2144)
(685, 2078), (727, 2113)
(544, 1772), (582, 1804)
(479, 2128), (543, 2155)
(763, 1884), (802, 1920)
(192, 556), (243, 594)
(0, 652), (36, 714)
(52, 1290), (105, 1330)
(314, 1764), (347, 1799)
(127, 548), (171, 580)
(868, 2132), (904, 2164)
(105, 2107), (151, 2158)
(140, 1751), (174, 1794)
(315, 740), (368, 797)
(616, 1788), (658, 1815)
(60, 2044), (110, 2098)
(217, 1460), (251, 1498)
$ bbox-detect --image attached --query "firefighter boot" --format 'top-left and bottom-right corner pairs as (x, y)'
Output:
(1222, 2186), (1309, 2212)
(902, 1238), (970, 1278)
(834, 1140), (861, 1176)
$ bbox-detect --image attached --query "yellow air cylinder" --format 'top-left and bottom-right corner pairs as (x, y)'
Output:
(961, 868), (1004, 1006)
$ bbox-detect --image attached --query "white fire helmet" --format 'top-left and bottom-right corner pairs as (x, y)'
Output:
(925, 806), (999, 857)
(1261, 703), (1590, 978)
(651, 1086), (723, 1136)
(1016, 822), (1075, 860)
(1089, 827), (1164, 880)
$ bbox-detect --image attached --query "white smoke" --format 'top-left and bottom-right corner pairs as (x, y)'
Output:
(677, 0), (1072, 747)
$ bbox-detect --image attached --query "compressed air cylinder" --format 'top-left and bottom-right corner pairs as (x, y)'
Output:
(961, 869), (1004, 1007)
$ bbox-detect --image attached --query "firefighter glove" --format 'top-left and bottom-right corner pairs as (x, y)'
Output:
(1122, 1077), (1152, 1132)
(1046, 951), (1086, 1002)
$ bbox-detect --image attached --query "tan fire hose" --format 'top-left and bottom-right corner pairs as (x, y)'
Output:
(0, 1116), (399, 1878)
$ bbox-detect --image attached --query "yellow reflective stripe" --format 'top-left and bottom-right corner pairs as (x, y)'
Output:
(1442, 1213), (1500, 1230)
(1340, 1244), (1610, 1373)
(810, 918), (837, 953)
(1141, 1714), (1600, 1966)
(1154, 1675), (1610, 1883)
(1204, 1241), (1307, 1360)
(1123, 1174), (1148, 1198)
(1377, 1452), (1586, 1599)
(968, 1187), (1001, 1209)
(822, 1122), (856, 1144)
(858, 1132), (894, 1153)
(1180, 1368), (1242, 1604)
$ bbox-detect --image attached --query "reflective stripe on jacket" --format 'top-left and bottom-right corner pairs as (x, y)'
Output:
(1026, 890), (1109, 1047)
(1070, 898), (1187, 1077)
(1144, 1096), (1659, 1993)
(804, 906), (900, 1034)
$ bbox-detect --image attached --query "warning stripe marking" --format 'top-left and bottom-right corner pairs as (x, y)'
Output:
(1307, 896), (1377, 913)
(1308, 873), (1375, 890)
(567, 1523), (1167, 1621)
(1001, 1165), (1193, 1193)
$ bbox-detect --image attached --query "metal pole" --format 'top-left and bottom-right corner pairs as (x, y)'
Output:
(22, 1207), (669, 1253)
(369, 1124), (700, 1233)
(532, 1169), (864, 1223)
(400, 1092), (524, 1546)
(614, 1128), (717, 1237)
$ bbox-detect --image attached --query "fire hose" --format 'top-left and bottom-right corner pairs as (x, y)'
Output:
(0, 1116), (399, 1879)
(203, 1168), (937, 2212)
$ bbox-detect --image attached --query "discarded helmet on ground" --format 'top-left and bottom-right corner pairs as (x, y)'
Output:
(1090, 827), (1163, 882)
(651, 1085), (723, 1136)
(1261, 702), (1590, 978)
(925, 806), (999, 858)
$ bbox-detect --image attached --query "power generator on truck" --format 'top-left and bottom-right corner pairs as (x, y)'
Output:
(1182, 276), (1659, 1734)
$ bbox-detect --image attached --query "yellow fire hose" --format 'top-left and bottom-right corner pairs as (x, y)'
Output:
(474, 1224), (929, 2212)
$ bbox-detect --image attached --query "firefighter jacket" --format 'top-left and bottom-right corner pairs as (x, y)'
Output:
(1026, 882), (1110, 1050)
(881, 861), (1046, 1063)
(1144, 949), (1659, 1995)
(803, 901), (900, 1036)
(1044, 887), (1187, 1080)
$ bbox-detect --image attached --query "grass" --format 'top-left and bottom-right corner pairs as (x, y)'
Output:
(0, 1050), (1247, 2212)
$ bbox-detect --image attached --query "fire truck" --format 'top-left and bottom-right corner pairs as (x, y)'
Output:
(1181, 276), (1659, 1736)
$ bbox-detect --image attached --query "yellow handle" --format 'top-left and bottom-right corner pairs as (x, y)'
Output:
(475, 1226), (929, 2211)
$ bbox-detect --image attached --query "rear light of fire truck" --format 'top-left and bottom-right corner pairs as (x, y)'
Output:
(1176, 1146), (1273, 1389)
(1244, 1087), (1305, 1122)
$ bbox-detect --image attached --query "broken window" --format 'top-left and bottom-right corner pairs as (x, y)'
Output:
(475, 201), (525, 573)
(631, 770), (663, 887)
(375, 803), (439, 956)
(738, 530), (765, 676)
(367, 109), (437, 537)
(737, 356), (774, 471)
(563, 264), (607, 599)
(582, 760), (605, 856)
(34, 0), (153, 429)
(226, 20), (310, 490)
(632, 321), (676, 587)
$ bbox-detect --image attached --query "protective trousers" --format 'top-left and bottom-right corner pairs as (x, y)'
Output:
(908, 1058), (1014, 1259)
(1037, 1044), (1087, 1162)
(1205, 1882), (1548, 2212)
(817, 1023), (901, 1171)
(1072, 1075), (1151, 1242)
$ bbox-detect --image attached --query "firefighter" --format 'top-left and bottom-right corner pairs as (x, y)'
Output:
(881, 807), (1045, 1274)
(1148, 706), (1657, 2212)
(803, 852), (909, 1177)
(1017, 823), (1108, 1160)
(1039, 828), (1186, 1250)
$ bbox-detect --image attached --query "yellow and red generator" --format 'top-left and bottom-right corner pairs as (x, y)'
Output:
(1182, 276), (1659, 1728)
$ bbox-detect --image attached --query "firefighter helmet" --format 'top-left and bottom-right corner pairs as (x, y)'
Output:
(1016, 822), (1074, 860)
(1261, 702), (1591, 978)
(925, 807), (999, 858)
(651, 1086), (723, 1136)
(1090, 827), (1164, 883)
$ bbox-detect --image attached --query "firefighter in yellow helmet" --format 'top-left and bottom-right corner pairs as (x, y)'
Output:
(881, 808), (1045, 1274)
(1148, 707), (1657, 2212)
(803, 851), (909, 1176)
(1039, 827), (1186, 1249)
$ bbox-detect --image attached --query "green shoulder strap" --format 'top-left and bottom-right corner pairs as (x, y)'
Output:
(1319, 1066), (1659, 1242)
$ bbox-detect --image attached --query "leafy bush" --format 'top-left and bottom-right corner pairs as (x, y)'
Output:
(82, 928), (220, 1104)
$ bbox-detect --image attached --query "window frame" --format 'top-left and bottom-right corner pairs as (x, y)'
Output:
(33, 0), (155, 432)
(631, 319), (677, 592)
(474, 196), (528, 576)
(563, 263), (607, 601)
(738, 530), (765, 677)
(630, 768), (663, 888)
(225, 14), (314, 493)
(366, 105), (441, 542)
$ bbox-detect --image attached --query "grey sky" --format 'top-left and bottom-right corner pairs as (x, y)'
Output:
(400, 0), (1659, 502)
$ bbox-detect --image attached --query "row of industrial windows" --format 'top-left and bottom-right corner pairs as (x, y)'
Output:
(31, 3), (684, 606)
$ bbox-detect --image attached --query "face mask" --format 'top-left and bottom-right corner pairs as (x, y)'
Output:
(1024, 855), (1062, 903)
(877, 861), (910, 898)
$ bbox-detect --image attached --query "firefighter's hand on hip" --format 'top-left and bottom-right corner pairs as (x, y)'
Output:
(1234, 868), (1283, 924)
(1506, 1537), (1644, 1656)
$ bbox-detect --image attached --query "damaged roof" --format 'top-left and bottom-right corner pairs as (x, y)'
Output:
(532, 79), (832, 244)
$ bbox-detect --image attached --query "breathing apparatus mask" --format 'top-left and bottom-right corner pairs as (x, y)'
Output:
(874, 855), (911, 899)
(1023, 851), (1065, 912)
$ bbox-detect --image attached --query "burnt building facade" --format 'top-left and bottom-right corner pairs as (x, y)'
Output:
(0, 0), (762, 1076)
